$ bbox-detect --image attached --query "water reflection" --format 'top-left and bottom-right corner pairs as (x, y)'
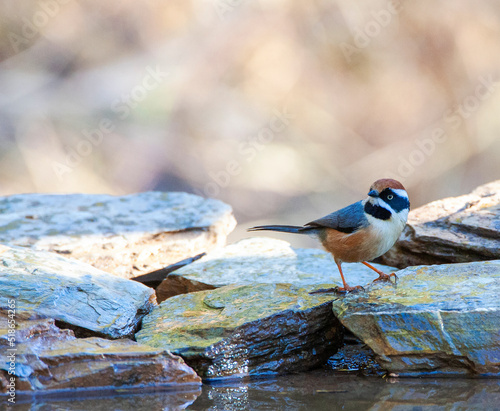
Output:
(13, 386), (201, 411)
(10, 371), (500, 410)
(190, 371), (500, 411)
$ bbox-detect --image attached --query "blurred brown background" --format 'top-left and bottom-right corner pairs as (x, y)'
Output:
(0, 0), (499, 247)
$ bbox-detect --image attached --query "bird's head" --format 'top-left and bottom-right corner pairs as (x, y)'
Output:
(364, 178), (410, 224)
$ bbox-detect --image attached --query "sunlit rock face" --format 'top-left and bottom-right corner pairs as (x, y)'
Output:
(332, 260), (500, 377)
(377, 180), (500, 268)
(156, 237), (395, 302)
(0, 192), (236, 279)
(136, 283), (344, 380)
(0, 313), (202, 393)
(0, 244), (156, 339)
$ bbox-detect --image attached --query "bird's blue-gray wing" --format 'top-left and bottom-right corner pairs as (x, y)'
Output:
(303, 201), (368, 234)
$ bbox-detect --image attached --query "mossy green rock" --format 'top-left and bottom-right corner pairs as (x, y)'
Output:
(136, 283), (343, 380)
(332, 260), (500, 376)
(156, 237), (394, 301)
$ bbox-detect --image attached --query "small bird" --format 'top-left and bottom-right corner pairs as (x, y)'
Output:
(248, 179), (410, 292)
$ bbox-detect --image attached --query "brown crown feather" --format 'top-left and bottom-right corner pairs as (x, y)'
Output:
(370, 178), (406, 193)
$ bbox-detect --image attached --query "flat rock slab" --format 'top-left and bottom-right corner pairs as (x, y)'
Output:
(136, 283), (344, 380)
(0, 192), (236, 278)
(377, 180), (500, 268)
(156, 238), (395, 301)
(332, 260), (500, 377)
(0, 313), (201, 394)
(0, 244), (156, 338)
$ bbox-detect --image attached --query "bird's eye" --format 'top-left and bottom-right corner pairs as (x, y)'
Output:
(387, 194), (394, 200)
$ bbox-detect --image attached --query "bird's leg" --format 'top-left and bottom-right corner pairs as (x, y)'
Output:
(362, 261), (397, 283)
(335, 261), (364, 293)
(309, 261), (363, 294)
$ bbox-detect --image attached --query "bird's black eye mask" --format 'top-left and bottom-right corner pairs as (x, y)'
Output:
(364, 201), (391, 220)
(379, 189), (410, 212)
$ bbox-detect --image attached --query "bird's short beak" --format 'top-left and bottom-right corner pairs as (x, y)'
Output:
(368, 189), (379, 198)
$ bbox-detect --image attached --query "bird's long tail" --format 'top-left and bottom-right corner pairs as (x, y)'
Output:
(247, 225), (307, 234)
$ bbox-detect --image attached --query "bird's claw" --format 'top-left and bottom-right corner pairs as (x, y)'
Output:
(336, 285), (365, 294)
(372, 272), (398, 284)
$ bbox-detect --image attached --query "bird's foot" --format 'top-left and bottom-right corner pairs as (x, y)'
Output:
(372, 272), (398, 284)
(337, 284), (365, 294)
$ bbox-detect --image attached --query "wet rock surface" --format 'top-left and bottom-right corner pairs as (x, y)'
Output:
(377, 180), (500, 268)
(0, 313), (201, 394)
(325, 332), (384, 376)
(0, 192), (236, 278)
(136, 283), (344, 380)
(332, 260), (500, 377)
(0, 244), (156, 338)
(156, 237), (395, 302)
